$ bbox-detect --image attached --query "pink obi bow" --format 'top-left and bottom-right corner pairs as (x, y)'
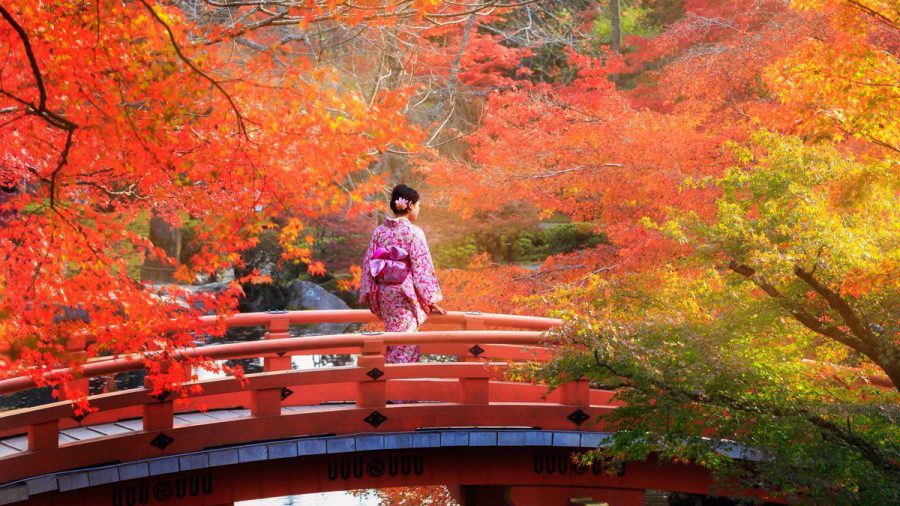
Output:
(370, 245), (410, 284)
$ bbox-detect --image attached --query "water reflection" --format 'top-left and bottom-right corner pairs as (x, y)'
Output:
(237, 491), (377, 505)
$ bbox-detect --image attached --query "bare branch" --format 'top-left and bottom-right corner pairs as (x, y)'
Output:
(515, 163), (625, 180)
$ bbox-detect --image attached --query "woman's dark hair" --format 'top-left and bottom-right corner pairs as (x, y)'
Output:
(389, 184), (420, 215)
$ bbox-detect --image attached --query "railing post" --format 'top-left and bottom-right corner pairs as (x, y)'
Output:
(459, 377), (490, 405)
(28, 420), (59, 451)
(251, 387), (283, 417)
(559, 379), (590, 406)
(250, 315), (293, 416)
(252, 315), (292, 416)
(356, 340), (386, 408)
(142, 370), (174, 431)
(458, 311), (492, 404)
(264, 315), (292, 371)
(62, 335), (89, 400)
(143, 399), (174, 431)
(462, 312), (486, 363)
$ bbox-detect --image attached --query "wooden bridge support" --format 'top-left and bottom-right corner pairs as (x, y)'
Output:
(357, 340), (387, 408)
(263, 315), (292, 372)
(27, 420), (59, 452)
(253, 315), (294, 417)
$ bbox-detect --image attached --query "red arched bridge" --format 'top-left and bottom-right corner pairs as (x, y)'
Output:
(0, 310), (777, 506)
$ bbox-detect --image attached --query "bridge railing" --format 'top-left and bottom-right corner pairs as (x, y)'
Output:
(54, 309), (557, 369)
(1, 310), (561, 393)
(195, 309), (560, 330)
(0, 310), (584, 466)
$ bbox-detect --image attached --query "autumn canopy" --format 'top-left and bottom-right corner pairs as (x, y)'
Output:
(0, 0), (897, 502)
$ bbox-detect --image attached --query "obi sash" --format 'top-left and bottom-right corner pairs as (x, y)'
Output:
(369, 245), (410, 285)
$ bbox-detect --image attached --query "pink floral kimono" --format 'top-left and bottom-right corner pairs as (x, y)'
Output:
(359, 217), (443, 363)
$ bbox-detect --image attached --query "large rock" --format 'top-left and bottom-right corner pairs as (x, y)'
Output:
(285, 280), (353, 336)
(154, 278), (355, 335)
(286, 280), (349, 311)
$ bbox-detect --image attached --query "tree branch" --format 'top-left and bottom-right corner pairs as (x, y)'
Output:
(794, 266), (899, 389)
(49, 130), (74, 209)
(793, 267), (874, 345)
(585, 355), (900, 476)
(0, 6), (47, 110)
(727, 262), (871, 353)
(0, 5), (78, 208)
(845, 0), (899, 31)
(730, 262), (898, 389)
(137, 0), (250, 139)
(677, 387), (900, 478)
(516, 163), (625, 180)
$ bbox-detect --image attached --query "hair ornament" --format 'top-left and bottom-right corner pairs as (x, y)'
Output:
(394, 197), (409, 210)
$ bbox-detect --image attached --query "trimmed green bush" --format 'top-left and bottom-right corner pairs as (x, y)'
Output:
(433, 223), (607, 267)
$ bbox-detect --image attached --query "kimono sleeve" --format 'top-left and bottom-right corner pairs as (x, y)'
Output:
(409, 226), (443, 309)
(358, 230), (378, 306)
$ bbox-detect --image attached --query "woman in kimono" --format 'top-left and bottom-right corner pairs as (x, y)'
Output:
(359, 184), (446, 363)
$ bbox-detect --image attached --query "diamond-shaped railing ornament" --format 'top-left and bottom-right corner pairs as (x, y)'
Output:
(366, 368), (384, 380)
(281, 387), (294, 401)
(468, 345), (485, 357)
(150, 432), (174, 450)
(151, 390), (170, 402)
(567, 409), (590, 426)
(71, 412), (87, 424)
(363, 410), (388, 428)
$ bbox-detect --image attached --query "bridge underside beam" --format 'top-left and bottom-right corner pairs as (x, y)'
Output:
(1, 430), (782, 506)
(11, 446), (700, 506)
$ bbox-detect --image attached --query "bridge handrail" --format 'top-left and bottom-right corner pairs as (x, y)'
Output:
(196, 309), (561, 330)
(0, 330), (554, 396)
(64, 310), (560, 351)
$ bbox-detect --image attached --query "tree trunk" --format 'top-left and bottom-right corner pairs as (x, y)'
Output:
(610, 0), (622, 53)
(140, 213), (182, 284)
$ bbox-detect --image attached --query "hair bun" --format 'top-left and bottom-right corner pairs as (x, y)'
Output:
(390, 184), (419, 215)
